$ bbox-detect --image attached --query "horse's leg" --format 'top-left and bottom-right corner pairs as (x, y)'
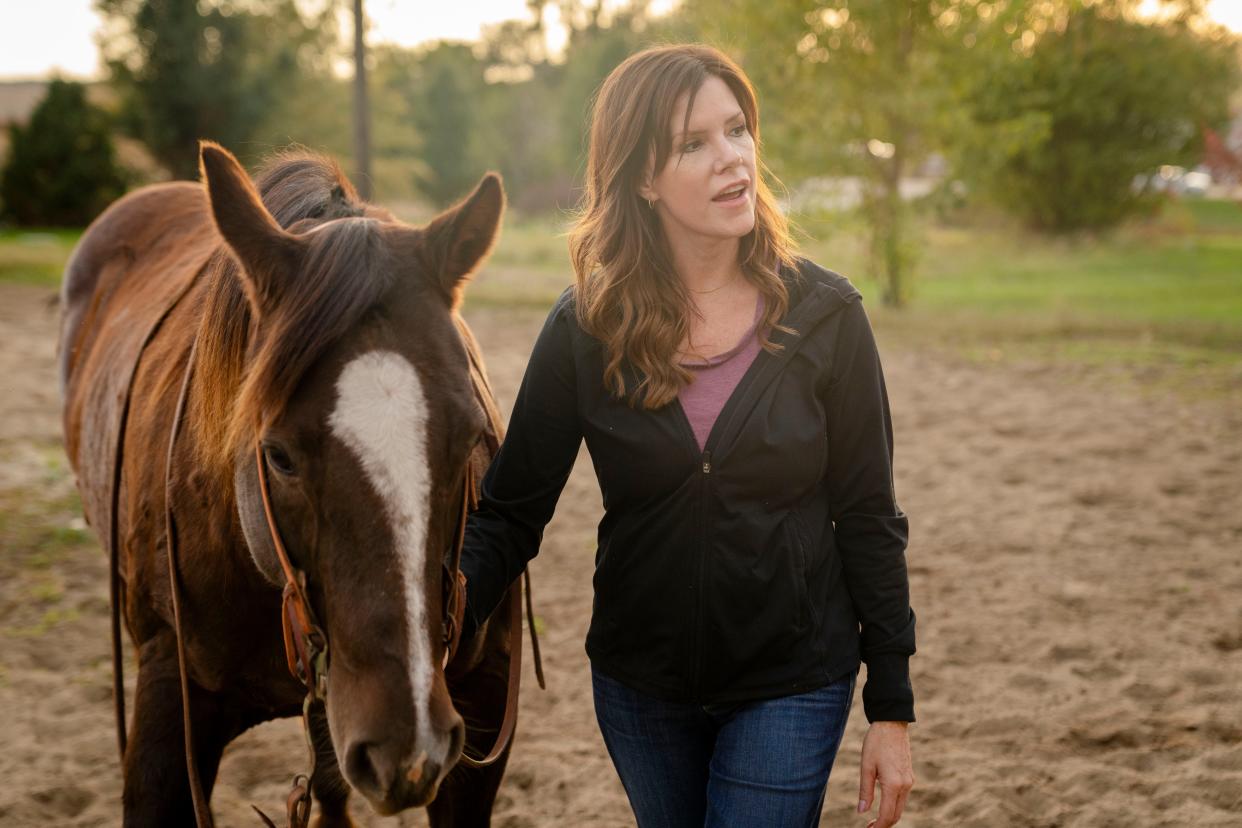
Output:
(121, 630), (234, 827)
(307, 699), (355, 828)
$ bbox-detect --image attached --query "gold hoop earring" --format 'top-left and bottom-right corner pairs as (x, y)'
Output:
(646, 197), (656, 210)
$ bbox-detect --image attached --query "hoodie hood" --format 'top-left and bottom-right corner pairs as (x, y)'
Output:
(777, 257), (864, 337)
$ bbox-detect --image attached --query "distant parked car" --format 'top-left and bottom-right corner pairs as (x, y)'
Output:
(1180, 170), (1211, 197)
(1133, 165), (1213, 198)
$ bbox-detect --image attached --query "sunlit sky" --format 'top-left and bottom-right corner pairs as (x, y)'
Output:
(0, 0), (1238, 81)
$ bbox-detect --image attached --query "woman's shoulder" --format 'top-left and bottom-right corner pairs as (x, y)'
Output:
(536, 284), (593, 350)
(550, 283), (577, 316)
(785, 256), (864, 306)
(543, 284), (584, 338)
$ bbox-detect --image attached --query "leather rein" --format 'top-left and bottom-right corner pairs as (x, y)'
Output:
(110, 325), (544, 828)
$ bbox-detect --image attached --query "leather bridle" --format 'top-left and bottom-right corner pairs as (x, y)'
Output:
(254, 420), (481, 700)
(246, 439), (482, 827)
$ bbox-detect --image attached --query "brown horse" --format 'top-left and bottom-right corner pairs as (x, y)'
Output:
(59, 142), (526, 826)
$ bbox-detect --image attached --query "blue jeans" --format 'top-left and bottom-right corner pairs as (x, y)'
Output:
(591, 666), (856, 828)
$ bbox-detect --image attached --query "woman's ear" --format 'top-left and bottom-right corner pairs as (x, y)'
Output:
(636, 151), (658, 206)
(636, 179), (657, 206)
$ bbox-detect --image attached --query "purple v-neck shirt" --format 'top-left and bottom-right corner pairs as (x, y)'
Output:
(677, 293), (766, 451)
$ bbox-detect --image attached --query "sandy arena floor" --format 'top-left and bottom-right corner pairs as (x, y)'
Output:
(1, 280), (1239, 826)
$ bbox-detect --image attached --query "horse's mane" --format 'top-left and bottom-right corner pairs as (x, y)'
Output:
(190, 149), (398, 483)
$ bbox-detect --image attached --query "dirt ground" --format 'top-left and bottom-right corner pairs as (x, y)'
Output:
(1, 279), (1240, 827)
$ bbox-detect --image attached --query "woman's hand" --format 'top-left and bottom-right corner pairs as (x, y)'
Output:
(857, 721), (914, 828)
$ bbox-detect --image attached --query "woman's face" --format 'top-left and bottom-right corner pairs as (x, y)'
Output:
(639, 75), (757, 249)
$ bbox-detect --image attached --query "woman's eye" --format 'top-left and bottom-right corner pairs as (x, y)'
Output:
(681, 140), (702, 153)
(731, 125), (748, 136)
(264, 444), (297, 476)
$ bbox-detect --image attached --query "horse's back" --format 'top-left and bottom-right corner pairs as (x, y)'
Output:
(59, 181), (219, 531)
(59, 182), (212, 396)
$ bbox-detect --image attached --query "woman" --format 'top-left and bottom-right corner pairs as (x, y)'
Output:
(460, 44), (916, 828)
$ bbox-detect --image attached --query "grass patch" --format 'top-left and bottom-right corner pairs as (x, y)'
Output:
(796, 199), (1242, 365)
(0, 484), (94, 639)
(0, 229), (80, 287)
(909, 233), (1242, 345)
(28, 574), (65, 604)
(3, 607), (83, 638)
(470, 212), (575, 308)
(0, 488), (90, 572)
(490, 212), (575, 273)
(1174, 198), (1242, 233)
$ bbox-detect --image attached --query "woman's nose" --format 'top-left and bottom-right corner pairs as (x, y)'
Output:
(715, 144), (743, 173)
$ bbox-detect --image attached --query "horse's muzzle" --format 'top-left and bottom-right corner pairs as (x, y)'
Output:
(343, 715), (466, 812)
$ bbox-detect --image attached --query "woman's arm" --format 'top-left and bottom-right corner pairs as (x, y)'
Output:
(823, 299), (917, 827)
(822, 299), (917, 724)
(459, 291), (583, 638)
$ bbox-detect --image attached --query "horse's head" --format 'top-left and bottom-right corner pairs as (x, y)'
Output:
(198, 143), (501, 812)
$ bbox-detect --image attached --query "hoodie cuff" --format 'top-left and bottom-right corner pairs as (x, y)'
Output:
(861, 653), (915, 723)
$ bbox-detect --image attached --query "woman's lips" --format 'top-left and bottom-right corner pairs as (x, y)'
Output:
(712, 185), (748, 205)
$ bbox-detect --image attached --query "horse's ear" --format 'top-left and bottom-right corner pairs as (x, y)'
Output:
(419, 172), (505, 308)
(199, 140), (300, 315)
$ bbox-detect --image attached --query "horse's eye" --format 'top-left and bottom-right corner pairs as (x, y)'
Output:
(264, 444), (297, 477)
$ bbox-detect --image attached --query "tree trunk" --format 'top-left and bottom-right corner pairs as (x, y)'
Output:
(882, 138), (906, 308)
(352, 0), (372, 200)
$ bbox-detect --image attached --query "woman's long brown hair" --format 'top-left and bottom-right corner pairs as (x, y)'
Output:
(568, 43), (798, 410)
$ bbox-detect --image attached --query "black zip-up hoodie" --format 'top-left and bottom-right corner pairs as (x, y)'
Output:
(461, 258), (917, 723)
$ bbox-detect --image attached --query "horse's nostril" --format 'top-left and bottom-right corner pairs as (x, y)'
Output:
(344, 741), (378, 793)
(345, 740), (397, 797)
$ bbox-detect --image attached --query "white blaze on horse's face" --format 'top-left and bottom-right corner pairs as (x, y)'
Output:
(327, 350), (446, 763)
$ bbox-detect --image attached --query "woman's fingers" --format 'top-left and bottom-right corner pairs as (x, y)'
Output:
(894, 787), (911, 824)
(857, 755), (878, 814)
(872, 770), (915, 827)
(875, 780), (901, 827)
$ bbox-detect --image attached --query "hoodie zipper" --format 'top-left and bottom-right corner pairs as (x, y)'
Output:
(676, 278), (836, 699)
(691, 449), (711, 697)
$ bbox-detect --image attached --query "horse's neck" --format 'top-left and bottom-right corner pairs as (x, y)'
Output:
(453, 313), (505, 445)
(174, 321), (256, 576)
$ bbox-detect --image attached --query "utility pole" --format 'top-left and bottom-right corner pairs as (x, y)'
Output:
(352, 0), (372, 199)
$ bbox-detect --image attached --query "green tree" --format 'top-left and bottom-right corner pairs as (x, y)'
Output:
(376, 43), (489, 206)
(686, 0), (1046, 307)
(473, 66), (572, 209)
(968, 1), (1239, 231)
(472, 0), (683, 209)
(0, 80), (129, 226)
(95, 0), (327, 179)
(556, 4), (655, 176)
